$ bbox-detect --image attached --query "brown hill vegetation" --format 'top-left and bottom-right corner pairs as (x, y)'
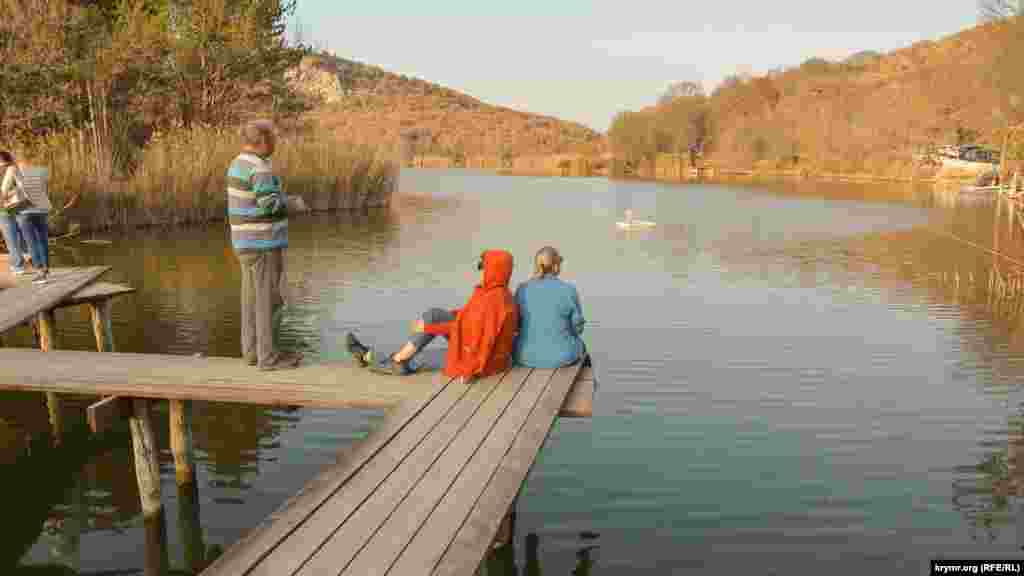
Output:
(610, 18), (1024, 179)
(288, 52), (607, 163)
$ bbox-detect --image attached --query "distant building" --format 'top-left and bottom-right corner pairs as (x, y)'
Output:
(936, 144), (999, 164)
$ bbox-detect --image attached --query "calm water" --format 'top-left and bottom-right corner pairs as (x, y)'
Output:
(7, 170), (1024, 574)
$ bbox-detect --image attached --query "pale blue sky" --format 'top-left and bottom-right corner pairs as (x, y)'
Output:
(293, 1), (982, 131)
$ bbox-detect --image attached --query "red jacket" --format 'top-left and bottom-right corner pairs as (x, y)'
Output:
(424, 250), (519, 379)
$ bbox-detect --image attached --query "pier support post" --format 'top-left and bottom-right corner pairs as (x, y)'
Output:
(88, 300), (115, 352)
(170, 399), (205, 571)
(36, 310), (63, 443)
(130, 398), (168, 576)
(170, 400), (195, 487)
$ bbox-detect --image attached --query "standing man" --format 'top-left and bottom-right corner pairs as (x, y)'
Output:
(227, 120), (302, 370)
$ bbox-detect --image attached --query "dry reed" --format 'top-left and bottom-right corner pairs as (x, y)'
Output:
(34, 125), (397, 234)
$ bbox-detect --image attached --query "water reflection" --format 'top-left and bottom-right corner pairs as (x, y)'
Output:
(0, 405), (131, 573)
(15, 174), (1024, 571)
(952, 402), (1024, 545)
(190, 404), (300, 492)
(478, 532), (599, 576)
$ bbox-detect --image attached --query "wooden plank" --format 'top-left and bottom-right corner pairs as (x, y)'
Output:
(0, 347), (595, 418)
(60, 282), (135, 308)
(339, 368), (550, 576)
(0, 348), (442, 411)
(86, 396), (132, 434)
(391, 366), (575, 575)
(291, 370), (523, 576)
(258, 373), (501, 573)
(430, 365), (581, 576)
(199, 374), (453, 576)
(0, 266), (110, 334)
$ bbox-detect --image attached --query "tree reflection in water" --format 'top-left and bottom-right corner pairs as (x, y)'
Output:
(953, 406), (1024, 545)
(477, 531), (599, 576)
(0, 408), (130, 574)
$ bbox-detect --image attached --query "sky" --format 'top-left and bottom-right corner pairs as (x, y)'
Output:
(293, 1), (983, 132)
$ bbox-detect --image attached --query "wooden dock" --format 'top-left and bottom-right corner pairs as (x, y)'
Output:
(0, 266), (111, 333)
(0, 264), (596, 575)
(201, 363), (585, 576)
(0, 348), (593, 418)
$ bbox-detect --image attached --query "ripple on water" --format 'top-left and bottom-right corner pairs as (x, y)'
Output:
(36, 174), (1024, 574)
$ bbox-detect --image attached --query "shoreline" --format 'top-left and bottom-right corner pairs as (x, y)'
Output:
(408, 153), (1007, 186)
(403, 164), (989, 188)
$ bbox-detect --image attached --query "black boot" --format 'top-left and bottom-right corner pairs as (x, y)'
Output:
(346, 333), (370, 367)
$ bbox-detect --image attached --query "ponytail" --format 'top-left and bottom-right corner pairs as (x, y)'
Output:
(533, 246), (562, 278)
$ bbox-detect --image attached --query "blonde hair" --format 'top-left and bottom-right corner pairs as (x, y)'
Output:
(533, 246), (562, 278)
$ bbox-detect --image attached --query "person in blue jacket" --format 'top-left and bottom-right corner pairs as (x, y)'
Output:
(513, 246), (587, 368)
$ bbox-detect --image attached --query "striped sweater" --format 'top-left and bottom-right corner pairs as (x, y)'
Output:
(226, 153), (288, 253)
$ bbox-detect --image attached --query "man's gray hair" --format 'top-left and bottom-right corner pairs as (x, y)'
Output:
(241, 120), (275, 148)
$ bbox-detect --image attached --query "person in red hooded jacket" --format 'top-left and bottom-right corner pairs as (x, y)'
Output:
(346, 249), (519, 381)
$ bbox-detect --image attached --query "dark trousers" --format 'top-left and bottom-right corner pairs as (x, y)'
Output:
(372, 307), (454, 372)
(408, 307), (455, 353)
(237, 249), (285, 367)
(15, 212), (47, 269)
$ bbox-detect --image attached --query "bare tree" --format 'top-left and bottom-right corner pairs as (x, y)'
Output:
(980, 0), (1024, 21)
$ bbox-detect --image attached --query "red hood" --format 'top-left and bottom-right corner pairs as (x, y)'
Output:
(481, 250), (513, 289)
(443, 249), (519, 379)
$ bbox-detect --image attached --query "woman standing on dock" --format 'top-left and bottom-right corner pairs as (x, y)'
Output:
(513, 246), (587, 368)
(12, 153), (53, 285)
(346, 249), (519, 381)
(0, 151), (27, 277)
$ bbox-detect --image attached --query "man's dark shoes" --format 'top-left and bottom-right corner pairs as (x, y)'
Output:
(259, 351), (303, 371)
(346, 333), (370, 367)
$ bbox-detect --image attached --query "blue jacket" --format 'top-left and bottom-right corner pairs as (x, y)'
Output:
(513, 275), (585, 368)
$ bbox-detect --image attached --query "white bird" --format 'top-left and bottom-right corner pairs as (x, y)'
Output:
(616, 208), (655, 229)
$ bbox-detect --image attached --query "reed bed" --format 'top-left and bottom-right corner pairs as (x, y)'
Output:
(34, 125), (397, 235)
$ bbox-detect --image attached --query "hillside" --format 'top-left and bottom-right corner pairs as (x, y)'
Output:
(610, 18), (1024, 179)
(288, 52), (606, 162)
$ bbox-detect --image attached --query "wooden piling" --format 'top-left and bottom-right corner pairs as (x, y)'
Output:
(169, 400), (194, 486)
(178, 474), (206, 572)
(170, 397), (206, 570)
(144, 508), (170, 576)
(36, 310), (63, 442)
(130, 398), (168, 576)
(89, 300), (115, 352)
(129, 399), (162, 518)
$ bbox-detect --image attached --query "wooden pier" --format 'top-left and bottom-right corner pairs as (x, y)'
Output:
(201, 363), (588, 576)
(0, 264), (595, 575)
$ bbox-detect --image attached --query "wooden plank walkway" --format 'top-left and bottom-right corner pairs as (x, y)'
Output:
(0, 266), (111, 333)
(0, 348), (593, 417)
(201, 363), (583, 576)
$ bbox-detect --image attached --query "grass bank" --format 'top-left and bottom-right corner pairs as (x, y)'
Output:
(34, 124), (397, 236)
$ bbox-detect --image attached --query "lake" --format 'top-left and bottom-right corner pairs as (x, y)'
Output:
(7, 170), (1024, 574)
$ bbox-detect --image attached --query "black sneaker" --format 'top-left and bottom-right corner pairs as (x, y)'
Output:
(367, 352), (414, 376)
(32, 269), (50, 285)
(346, 333), (370, 367)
